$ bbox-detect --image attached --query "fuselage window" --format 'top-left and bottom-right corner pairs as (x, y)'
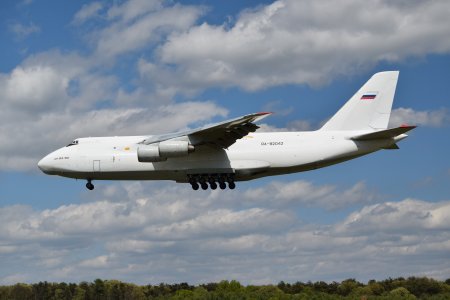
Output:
(66, 140), (79, 147)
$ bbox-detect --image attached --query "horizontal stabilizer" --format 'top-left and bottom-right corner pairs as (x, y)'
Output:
(351, 125), (416, 141)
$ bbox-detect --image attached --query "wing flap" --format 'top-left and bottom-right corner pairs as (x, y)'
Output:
(382, 143), (400, 150)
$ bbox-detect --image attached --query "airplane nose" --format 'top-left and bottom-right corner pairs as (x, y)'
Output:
(38, 155), (55, 174)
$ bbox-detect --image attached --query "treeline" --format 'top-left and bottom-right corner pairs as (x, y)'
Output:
(1, 277), (450, 300)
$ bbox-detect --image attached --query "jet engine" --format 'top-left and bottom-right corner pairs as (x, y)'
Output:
(137, 141), (194, 162)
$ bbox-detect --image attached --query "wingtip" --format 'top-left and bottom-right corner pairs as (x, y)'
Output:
(256, 111), (273, 116)
(400, 124), (417, 129)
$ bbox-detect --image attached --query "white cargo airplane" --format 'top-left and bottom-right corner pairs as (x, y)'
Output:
(38, 71), (415, 190)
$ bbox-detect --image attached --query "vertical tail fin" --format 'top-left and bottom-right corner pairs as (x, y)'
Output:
(321, 71), (399, 131)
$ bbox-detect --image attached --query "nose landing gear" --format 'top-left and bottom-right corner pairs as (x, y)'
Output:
(86, 179), (94, 190)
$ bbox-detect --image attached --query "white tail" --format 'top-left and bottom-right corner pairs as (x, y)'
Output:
(321, 71), (399, 131)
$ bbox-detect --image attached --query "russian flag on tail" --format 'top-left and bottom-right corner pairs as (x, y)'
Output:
(361, 92), (378, 100)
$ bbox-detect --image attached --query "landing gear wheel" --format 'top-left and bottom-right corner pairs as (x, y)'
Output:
(188, 173), (235, 191)
(86, 180), (94, 190)
(191, 182), (199, 190)
(210, 182), (217, 190)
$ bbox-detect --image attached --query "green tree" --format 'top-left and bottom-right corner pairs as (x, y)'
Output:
(213, 280), (245, 299)
(53, 288), (65, 300)
(367, 281), (385, 296)
(72, 286), (86, 300)
(248, 285), (288, 299)
(200, 283), (218, 292)
(389, 287), (417, 299)
(191, 286), (209, 300)
(10, 283), (33, 300)
(93, 279), (106, 300)
(53, 282), (73, 300)
(78, 281), (92, 300)
(125, 284), (146, 300)
(32, 282), (52, 300)
(290, 281), (306, 294)
(404, 276), (445, 297)
(0, 286), (12, 300)
(337, 279), (361, 296)
(104, 280), (123, 300)
(171, 289), (194, 300)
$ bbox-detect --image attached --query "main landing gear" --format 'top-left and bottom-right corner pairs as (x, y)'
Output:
(86, 179), (94, 190)
(188, 174), (236, 190)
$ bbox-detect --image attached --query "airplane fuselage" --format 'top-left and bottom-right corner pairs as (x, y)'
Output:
(38, 131), (405, 183)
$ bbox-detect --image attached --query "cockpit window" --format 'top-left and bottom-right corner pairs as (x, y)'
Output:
(66, 140), (79, 147)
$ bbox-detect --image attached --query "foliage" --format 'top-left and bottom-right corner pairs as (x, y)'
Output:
(0, 277), (448, 300)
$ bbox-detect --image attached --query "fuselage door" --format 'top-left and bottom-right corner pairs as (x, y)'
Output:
(93, 160), (101, 172)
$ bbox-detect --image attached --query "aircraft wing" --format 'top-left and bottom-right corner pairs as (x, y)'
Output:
(141, 112), (272, 148)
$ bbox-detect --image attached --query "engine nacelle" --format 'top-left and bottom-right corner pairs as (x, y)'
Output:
(137, 141), (194, 162)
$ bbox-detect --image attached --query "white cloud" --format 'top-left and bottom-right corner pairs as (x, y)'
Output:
(1, 65), (68, 111)
(0, 274), (28, 285)
(107, 0), (163, 22)
(151, 0), (450, 92)
(9, 22), (40, 39)
(72, 2), (103, 25)
(242, 180), (378, 210)
(79, 255), (112, 268)
(0, 182), (448, 284)
(286, 120), (314, 131)
(389, 107), (449, 127)
(337, 199), (450, 235)
(92, 1), (203, 61)
(262, 100), (294, 117)
(140, 208), (295, 240)
(0, 50), (93, 113)
(259, 119), (314, 132)
(0, 3), (218, 172)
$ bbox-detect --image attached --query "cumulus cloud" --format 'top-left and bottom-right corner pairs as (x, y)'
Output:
(0, 181), (448, 284)
(242, 180), (378, 210)
(337, 199), (450, 235)
(88, 0), (203, 61)
(0, 65), (70, 113)
(148, 0), (450, 92)
(389, 107), (450, 127)
(0, 2), (217, 172)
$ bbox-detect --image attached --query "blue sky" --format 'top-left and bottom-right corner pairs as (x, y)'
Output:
(0, 0), (449, 285)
